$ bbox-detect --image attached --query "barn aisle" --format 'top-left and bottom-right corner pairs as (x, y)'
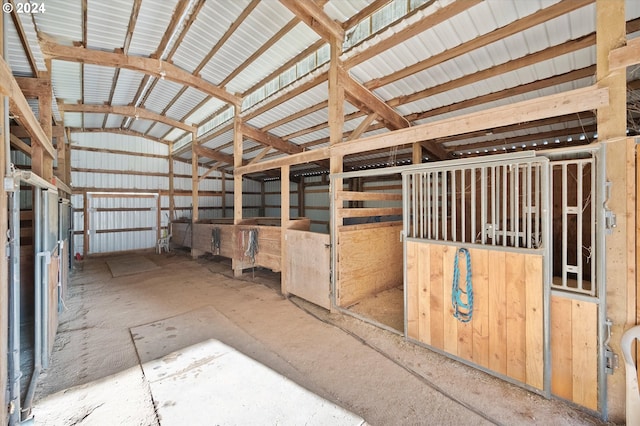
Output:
(32, 250), (602, 425)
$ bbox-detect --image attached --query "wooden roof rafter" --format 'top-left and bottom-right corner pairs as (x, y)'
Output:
(8, 1), (39, 77)
(67, 127), (170, 145)
(279, 0), (344, 43)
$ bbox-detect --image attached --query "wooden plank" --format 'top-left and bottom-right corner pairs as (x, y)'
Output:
(571, 299), (599, 410)
(406, 241), (419, 340)
(336, 191), (402, 201)
(524, 255), (544, 390)
(488, 250), (506, 375)
(429, 244), (444, 350)
(417, 242), (431, 344)
(471, 248), (490, 370)
(337, 207), (402, 218)
(551, 296), (573, 400)
(442, 245), (458, 355)
(337, 223), (402, 306)
(505, 252), (526, 383)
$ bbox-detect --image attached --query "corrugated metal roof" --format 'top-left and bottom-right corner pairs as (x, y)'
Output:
(112, 69), (146, 106)
(86, 0), (132, 51)
(143, 79), (184, 114)
(34, 0), (83, 43)
(128, 0), (181, 57)
(165, 87), (208, 122)
(51, 60), (82, 103)
(84, 64), (116, 104)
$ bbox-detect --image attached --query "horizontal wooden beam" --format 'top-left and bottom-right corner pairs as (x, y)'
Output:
(0, 56), (55, 158)
(193, 144), (235, 165)
(67, 127), (169, 144)
(39, 38), (241, 107)
(337, 191), (402, 201)
(609, 36), (640, 71)
(10, 133), (32, 155)
(61, 104), (196, 133)
(338, 207), (402, 218)
(236, 147), (329, 175)
(15, 77), (51, 97)
(333, 85), (609, 157)
(241, 123), (303, 154)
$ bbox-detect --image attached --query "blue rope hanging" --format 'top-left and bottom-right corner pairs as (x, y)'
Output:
(451, 247), (473, 323)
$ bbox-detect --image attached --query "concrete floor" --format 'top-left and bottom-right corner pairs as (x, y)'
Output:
(32, 249), (609, 425)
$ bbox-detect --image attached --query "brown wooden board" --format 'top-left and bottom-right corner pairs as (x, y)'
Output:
(406, 241), (544, 391)
(551, 296), (573, 400)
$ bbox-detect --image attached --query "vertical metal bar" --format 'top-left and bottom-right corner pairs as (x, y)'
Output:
(562, 163), (568, 289)
(491, 166), (496, 246)
(42, 190), (50, 369)
(427, 172), (432, 239)
(535, 164), (540, 248)
(480, 167), (486, 245)
(442, 170), (448, 241)
(417, 174), (422, 238)
(452, 170), (457, 242)
(595, 146), (608, 418)
(577, 162), (584, 292)
(471, 168), (476, 243)
(8, 189), (22, 424)
(502, 164), (508, 246)
(509, 165), (515, 246)
(461, 169), (466, 243)
(434, 171), (439, 240)
(526, 163), (533, 249)
(416, 173), (426, 238)
(412, 174), (417, 238)
(541, 159), (552, 399)
(590, 160), (596, 296)
(514, 163), (520, 247)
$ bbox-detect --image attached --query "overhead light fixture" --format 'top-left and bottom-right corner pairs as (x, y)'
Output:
(159, 71), (166, 80)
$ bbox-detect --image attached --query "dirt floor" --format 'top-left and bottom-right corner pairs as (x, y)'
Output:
(347, 285), (404, 332)
(31, 248), (609, 425)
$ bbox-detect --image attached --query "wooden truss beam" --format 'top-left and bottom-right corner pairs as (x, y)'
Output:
(0, 56), (55, 158)
(192, 144), (236, 165)
(340, 68), (409, 131)
(241, 123), (303, 155)
(39, 38), (241, 107)
(66, 127), (169, 144)
(279, 0), (344, 43)
(61, 104), (196, 132)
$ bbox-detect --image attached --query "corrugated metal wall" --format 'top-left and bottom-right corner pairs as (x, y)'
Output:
(71, 132), (168, 254)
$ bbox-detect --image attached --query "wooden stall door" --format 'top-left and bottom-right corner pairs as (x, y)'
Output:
(285, 229), (331, 309)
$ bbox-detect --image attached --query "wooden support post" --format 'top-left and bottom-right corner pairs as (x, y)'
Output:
(64, 128), (71, 185)
(156, 193), (161, 243)
(233, 108), (244, 276)
(221, 170), (226, 218)
(260, 180), (266, 217)
(281, 165), (290, 296)
(37, 71), (53, 181)
(190, 133), (201, 259)
(595, 0), (631, 422)
(413, 143), (422, 165)
(299, 176), (306, 218)
(168, 143), (175, 222)
(329, 36), (344, 311)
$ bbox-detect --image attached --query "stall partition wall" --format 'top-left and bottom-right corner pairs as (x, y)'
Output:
(402, 151), (603, 413)
(84, 192), (160, 254)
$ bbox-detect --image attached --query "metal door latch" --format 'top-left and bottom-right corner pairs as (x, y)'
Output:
(604, 318), (619, 375)
(604, 181), (617, 235)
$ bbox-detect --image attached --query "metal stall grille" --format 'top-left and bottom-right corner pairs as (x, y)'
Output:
(550, 158), (596, 297)
(403, 156), (549, 250)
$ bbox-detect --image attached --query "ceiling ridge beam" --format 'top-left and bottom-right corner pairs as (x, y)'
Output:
(39, 38), (241, 107)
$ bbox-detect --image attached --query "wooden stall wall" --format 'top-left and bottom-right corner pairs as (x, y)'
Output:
(337, 222), (403, 307)
(405, 241), (544, 391)
(550, 295), (598, 410)
(173, 218), (310, 274)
